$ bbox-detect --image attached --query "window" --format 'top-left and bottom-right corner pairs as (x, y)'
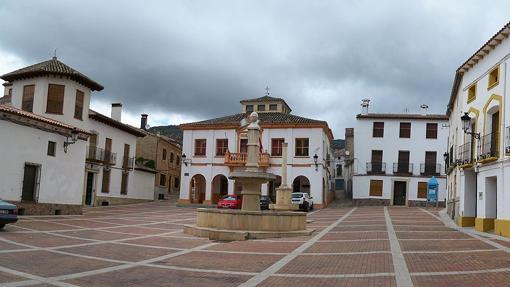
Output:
(257, 104), (265, 111)
(101, 169), (110, 193)
(371, 150), (383, 173)
(417, 182), (427, 199)
(22, 85), (35, 112)
(194, 139), (206, 156)
(336, 164), (343, 177)
(399, 122), (411, 138)
(271, 138), (284, 156)
(467, 84), (476, 103)
(488, 66), (499, 89)
(174, 177), (180, 188)
(46, 84), (65, 114)
(47, 141), (56, 156)
(74, 90), (84, 120)
(246, 105), (253, 113)
(176, 156), (180, 166)
(216, 138), (228, 156)
(122, 144), (130, 169)
(240, 138), (248, 153)
(162, 148), (167, 160)
(170, 152), (174, 163)
(426, 123), (438, 139)
(269, 104), (277, 111)
(373, 122), (384, 138)
(5, 88), (12, 103)
(159, 174), (166, 186)
(295, 138), (309, 156)
(369, 180), (383, 196)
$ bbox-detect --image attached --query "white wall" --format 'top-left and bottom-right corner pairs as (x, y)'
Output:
(0, 120), (86, 205)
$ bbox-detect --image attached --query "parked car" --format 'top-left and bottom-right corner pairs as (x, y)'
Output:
(0, 200), (18, 230)
(260, 195), (272, 210)
(217, 194), (242, 209)
(291, 192), (314, 211)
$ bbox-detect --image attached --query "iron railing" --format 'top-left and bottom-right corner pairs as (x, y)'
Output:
(86, 146), (116, 165)
(393, 162), (413, 175)
(478, 132), (499, 160)
(366, 162), (386, 174)
(457, 141), (474, 165)
(420, 163), (441, 176)
(122, 156), (135, 170)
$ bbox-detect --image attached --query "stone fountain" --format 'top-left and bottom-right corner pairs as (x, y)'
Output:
(184, 112), (313, 241)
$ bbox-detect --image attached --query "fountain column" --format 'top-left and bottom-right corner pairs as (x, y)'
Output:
(270, 142), (298, 211)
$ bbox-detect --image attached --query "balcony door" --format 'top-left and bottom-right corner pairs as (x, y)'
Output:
(425, 151), (437, 174)
(397, 151), (409, 173)
(371, 150), (383, 173)
(491, 112), (500, 157)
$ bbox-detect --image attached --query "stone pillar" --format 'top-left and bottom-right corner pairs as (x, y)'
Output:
(270, 142), (298, 211)
(261, 183), (268, 196)
(245, 116), (260, 172)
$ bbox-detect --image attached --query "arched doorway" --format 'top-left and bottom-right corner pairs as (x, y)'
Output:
(267, 175), (282, 203)
(189, 174), (206, 204)
(293, 176), (310, 194)
(212, 174), (229, 204)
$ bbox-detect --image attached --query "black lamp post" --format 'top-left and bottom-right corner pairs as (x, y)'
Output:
(181, 153), (191, 166)
(63, 128), (79, 153)
(461, 112), (480, 139)
(313, 153), (319, 171)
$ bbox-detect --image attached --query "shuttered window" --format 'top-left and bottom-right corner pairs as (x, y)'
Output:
(101, 169), (110, 193)
(417, 182), (427, 198)
(74, 90), (84, 120)
(373, 122), (384, 138)
(369, 180), (383, 196)
(22, 85), (35, 112)
(46, 84), (65, 114)
(399, 122), (411, 138)
(121, 173), (128, 195)
(426, 123), (438, 139)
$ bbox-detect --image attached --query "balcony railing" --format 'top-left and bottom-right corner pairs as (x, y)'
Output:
(478, 132), (499, 160)
(86, 146), (116, 165)
(122, 156), (135, 170)
(366, 162), (386, 174)
(393, 162), (413, 175)
(506, 126), (510, 155)
(420, 163), (441, 176)
(224, 151), (270, 168)
(457, 141), (474, 165)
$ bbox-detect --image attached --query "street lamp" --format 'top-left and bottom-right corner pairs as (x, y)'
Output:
(63, 128), (79, 153)
(461, 112), (480, 139)
(181, 153), (191, 166)
(313, 153), (319, 171)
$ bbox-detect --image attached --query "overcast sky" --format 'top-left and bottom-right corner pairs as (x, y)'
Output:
(0, 1), (509, 137)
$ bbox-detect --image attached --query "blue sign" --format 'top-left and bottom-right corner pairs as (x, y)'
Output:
(427, 176), (439, 203)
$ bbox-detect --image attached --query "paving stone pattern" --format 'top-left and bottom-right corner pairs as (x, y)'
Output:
(1, 202), (510, 286)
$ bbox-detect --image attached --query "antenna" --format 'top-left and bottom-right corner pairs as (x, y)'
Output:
(265, 86), (270, 96)
(53, 49), (57, 59)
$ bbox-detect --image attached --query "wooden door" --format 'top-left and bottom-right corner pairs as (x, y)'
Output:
(398, 151), (409, 173)
(491, 112), (499, 156)
(425, 151), (437, 174)
(371, 150), (383, 172)
(393, 181), (406, 206)
(22, 165), (37, 201)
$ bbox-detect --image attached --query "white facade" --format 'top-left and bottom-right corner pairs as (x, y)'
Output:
(0, 58), (155, 213)
(352, 114), (448, 206)
(179, 99), (335, 208)
(446, 22), (510, 235)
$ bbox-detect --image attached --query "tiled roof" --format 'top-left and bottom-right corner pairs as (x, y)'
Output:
(356, 113), (448, 120)
(89, 110), (146, 137)
(0, 104), (90, 135)
(240, 95), (285, 103)
(181, 112), (327, 127)
(1, 57), (104, 91)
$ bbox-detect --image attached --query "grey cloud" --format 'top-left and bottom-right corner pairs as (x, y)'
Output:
(0, 0), (509, 136)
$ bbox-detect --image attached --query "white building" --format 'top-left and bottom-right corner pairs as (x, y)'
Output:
(178, 95), (335, 208)
(352, 102), (448, 206)
(446, 21), (510, 236)
(0, 57), (154, 214)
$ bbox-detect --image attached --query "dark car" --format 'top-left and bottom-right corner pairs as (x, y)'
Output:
(0, 200), (18, 230)
(260, 195), (272, 210)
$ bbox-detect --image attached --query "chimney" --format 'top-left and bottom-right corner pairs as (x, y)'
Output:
(420, 104), (429, 116)
(140, 114), (148, 130)
(361, 99), (370, 115)
(111, 103), (122, 121)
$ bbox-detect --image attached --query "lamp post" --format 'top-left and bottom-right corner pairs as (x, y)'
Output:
(63, 128), (79, 153)
(181, 153), (191, 166)
(461, 112), (480, 139)
(313, 153), (319, 171)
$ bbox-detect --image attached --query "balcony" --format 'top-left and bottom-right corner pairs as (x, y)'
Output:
(478, 132), (499, 162)
(393, 162), (413, 175)
(366, 162), (386, 175)
(506, 126), (510, 155)
(457, 142), (474, 166)
(86, 146), (116, 165)
(420, 163), (441, 176)
(122, 156), (135, 170)
(224, 151), (270, 169)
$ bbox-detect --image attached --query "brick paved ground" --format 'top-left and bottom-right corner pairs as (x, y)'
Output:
(2, 202), (510, 286)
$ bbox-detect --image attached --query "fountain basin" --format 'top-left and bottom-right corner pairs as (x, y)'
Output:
(184, 208), (314, 241)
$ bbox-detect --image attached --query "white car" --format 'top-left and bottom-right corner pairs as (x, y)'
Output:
(291, 192), (314, 211)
